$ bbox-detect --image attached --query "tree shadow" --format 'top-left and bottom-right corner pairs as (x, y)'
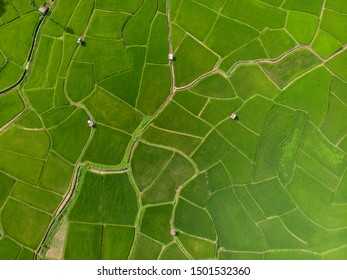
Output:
(0, 0), (7, 18)
(29, 1), (37, 9)
(49, 18), (76, 35)
(65, 26), (75, 35)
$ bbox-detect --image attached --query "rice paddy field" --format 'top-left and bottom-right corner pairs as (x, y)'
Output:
(0, 0), (346, 260)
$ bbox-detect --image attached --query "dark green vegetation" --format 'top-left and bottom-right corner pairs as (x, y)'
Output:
(0, 0), (346, 261)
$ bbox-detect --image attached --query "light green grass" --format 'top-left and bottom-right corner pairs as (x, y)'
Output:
(83, 125), (131, 165)
(253, 105), (296, 181)
(17, 110), (43, 129)
(277, 112), (307, 185)
(0, 126), (50, 159)
(0, 238), (21, 260)
(146, 14), (169, 64)
(174, 35), (218, 87)
(287, 168), (347, 228)
(325, 0), (347, 13)
(102, 226), (135, 260)
(248, 178), (295, 217)
(136, 64), (171, 115)
(0, 12), (39, 65)
(75, 37), (130, 81)
(66, 62), (95, 102)
(95, 0), (143, 13)
(83, 87), (143, 134)
(264, 251), (321, 260)
(192, 130), (231, 171)
(311, 30), (342, 59)
(200, 98), (243, 126)
(233, 186), (266, 223)
(45, 39), (63, 88)
(208, 188), (267, 251)
(283, 0), (324, 16)
(1, 199), (51, 249)
(222, 0), (286, 30)
(142, 125), (201, 156)
(153, 101), (211, 137)
(99, 47), (146, 107)
(25, 36), (55, 89)
(123, 0), (157, 46)
(142, 153), (195, 204)
(140, 204), (173, 244)
(88, 10), (128, 40)
(49, 109), (90, 163)
(178, 232), (216, 259)
(180, 173), (210, 207)
(219, 39), (267, 73)
(25, 89), (54, 114)
(237, 95), (274, 133)
(205, 16), (259, 57)
(301, 123), (347, 176)
(160, 242), (189, 260)
(0, 90), (24, 128)
(129, 234), (162, 260)
(69, 172), (103, 223)
(175, 0), (217, 41)
(282, 209), (347, 252)
(0, 150), (44, 185)
(260, 48), (321, 88)
(42, 0), (79, 37)
(191, 73), (236, 98)
(101, 173), (138, 225)
(286, 11), (319, 44)
(321, 9), (347, 44)
(260, 29), (296, 58)
(259, 218), (306, 249)
(64, 223), (102, 260)
(132, 142), (173, 191)
(174, 198), (216, 240)
(11, 181), (62, 213)
(0, 172), (15, 209)
(325, 50), (347, 83)
(320, 94), (347, 143)
(207, 163), (232, 192)
(66, 0), (94, 36)
(296, 151), (340, 190)
(222, 147), (253, 184)
(219, 251), (262, 260)
(217, 119), (259, 161)
(41, 106), (76, 128)
(173, 90), (208, 115)
(40, 153), (74, 195)
(230, 64), (279, 100)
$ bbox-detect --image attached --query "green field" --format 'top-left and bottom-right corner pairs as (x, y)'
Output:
(0, 0), (346, 261)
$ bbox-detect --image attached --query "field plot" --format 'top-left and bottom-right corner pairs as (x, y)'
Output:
(0, 0), (346, 261)
(0, 11), (40, 91)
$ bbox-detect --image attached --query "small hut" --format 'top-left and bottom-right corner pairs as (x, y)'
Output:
(168, 53), (174, 61)
(77, 37), (83, 45)
(87, 119), (95, 127)
(230, 113), (237, 120)
(170, 229), (177, 236)
(38, 6), (48, 15)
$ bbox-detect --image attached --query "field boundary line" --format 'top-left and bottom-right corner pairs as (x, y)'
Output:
(150, 124), (204, 139)
(310, 0), (327, 46)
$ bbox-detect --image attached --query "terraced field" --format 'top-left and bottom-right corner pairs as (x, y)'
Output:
(0, 0), (347, 260)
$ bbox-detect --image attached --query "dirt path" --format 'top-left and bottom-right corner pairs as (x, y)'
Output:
(89, 168), (127, 175)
